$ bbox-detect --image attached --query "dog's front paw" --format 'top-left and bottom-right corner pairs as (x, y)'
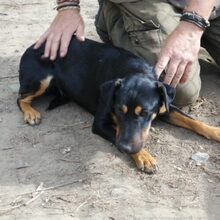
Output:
(131, 149), (157, 174)
(24, 109), (41, 125)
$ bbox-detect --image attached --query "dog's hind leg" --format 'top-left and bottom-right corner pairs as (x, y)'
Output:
(162, 105), (220, 142)
(17, 75), (53, 125)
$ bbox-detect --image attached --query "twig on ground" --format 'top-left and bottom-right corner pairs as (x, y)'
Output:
(0, 74), (18, 80)
(201, 166), (220, 178)
(56, 196), (71, 203)
(80, 124), (91, 129)
(0, 179), (86, 215)
(39, 178), (86, 192)
(15, 165), (30, 170)
(25, 191), (44, 206)
(0, 191), (44, 215)
(10, 196), (22, 206)
(0, 2), (42, 7)
(20, 3), (43, 5)
(51, 121), (88, 128)
(58, 158), (81, 163)
(1, 147), (14, 151)
(75, 197), (91, 212)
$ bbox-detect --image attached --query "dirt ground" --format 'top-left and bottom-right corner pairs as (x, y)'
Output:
(0, 1), (220, 219)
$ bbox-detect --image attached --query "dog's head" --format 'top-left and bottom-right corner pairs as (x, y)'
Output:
(99, 73), (175, 154)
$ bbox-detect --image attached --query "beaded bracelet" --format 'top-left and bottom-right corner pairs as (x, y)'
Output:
(57, 3), (80, 11)
(58, 5), (80, 12)
(57, 0), (79, 4)
(56, 0), (80, 12)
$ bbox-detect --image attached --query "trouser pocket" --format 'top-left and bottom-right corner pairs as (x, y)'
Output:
(120, 6), (163, 64)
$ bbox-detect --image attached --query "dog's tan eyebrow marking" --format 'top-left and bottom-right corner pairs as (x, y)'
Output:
(121, 105), (128, 114)
(134, 106), (142, 116)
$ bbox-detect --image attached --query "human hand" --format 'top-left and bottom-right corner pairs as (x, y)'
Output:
(34, 9), (85, 60)
(155, 22), (203, 87)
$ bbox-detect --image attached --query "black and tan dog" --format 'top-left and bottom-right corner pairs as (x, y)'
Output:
(18, 38), (220, 174)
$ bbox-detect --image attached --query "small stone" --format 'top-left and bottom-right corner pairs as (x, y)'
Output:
(61, 146), (71, 154)
(191, 152), (209, 166)
(207, 179), (213, 183)
(174, 165), (182, 171)
(198, 145), (204, 150)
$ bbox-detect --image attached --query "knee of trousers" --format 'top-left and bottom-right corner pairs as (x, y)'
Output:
(173, 61), (201, 107)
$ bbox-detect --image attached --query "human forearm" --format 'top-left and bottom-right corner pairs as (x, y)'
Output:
(185, 0), (215, 19)
(178, 0), (216, 37)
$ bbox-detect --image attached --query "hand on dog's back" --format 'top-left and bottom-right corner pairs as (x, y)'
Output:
(34, 9), (85, 61)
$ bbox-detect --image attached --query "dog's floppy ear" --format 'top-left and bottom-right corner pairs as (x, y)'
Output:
(157, 81), (175, 112)
(92, 79), (122, 135)
(92, 79), (122, 142)
(99, 78), (122, 108)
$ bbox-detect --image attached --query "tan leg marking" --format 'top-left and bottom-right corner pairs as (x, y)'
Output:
(159, 104), (166, 114)
(169, 111), (220, 142)
(131, 149), (157, 174)
(19, 76), (53, 125)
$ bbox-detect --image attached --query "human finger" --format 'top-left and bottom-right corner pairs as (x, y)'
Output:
(180, 62), (193, 84)
(34, 30), (49, 49)
(44, 34), (54, 58)
(164, 58), (180, 85)
(155, 55), (170, 79)
(50, 33), (62, 60)
(170, 61), (187, 87)
(60, 31), (73, 57)
(75, 21), (85, 41)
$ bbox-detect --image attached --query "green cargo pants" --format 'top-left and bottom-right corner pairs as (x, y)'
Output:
(95, 0), (220, 107)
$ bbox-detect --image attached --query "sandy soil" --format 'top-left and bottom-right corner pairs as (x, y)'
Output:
(0, 1), (219, 219)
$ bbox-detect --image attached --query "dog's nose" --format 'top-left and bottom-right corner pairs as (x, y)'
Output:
(118, 143), (138, 154)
